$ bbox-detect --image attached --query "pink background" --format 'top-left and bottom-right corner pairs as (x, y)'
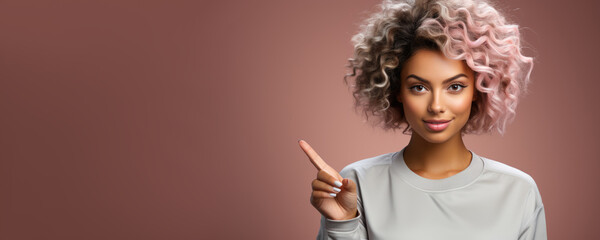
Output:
(1, 0), (598, 239)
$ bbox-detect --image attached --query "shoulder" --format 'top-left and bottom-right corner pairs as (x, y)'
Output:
(480, 155), (540, 190)
(338, 151), (396, 178)
(480, 155), (545, 230)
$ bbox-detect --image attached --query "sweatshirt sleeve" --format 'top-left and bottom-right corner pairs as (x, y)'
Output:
(518, 181), (547, 240)
(316, 166), (368, 240)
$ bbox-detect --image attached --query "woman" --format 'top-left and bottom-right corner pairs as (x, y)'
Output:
(299, 0), (547, 239)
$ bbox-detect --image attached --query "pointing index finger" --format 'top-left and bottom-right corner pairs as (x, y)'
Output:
(298, 140), (328, 171)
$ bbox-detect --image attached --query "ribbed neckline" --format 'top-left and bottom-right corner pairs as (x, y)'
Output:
(391, 146), (484, 192)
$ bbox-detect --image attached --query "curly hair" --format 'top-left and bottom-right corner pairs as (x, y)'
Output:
(343, 0), (533, 135)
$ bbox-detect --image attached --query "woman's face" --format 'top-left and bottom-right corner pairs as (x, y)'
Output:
(397, 49), (476, 144)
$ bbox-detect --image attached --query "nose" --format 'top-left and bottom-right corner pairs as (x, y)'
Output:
(427, 91), (445, 114)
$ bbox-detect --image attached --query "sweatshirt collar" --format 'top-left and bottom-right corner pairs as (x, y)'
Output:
(391, 146), (484, 192)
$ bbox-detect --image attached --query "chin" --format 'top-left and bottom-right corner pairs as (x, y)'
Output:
(422, 134), (452, 144)
(413, 128), (456, 144)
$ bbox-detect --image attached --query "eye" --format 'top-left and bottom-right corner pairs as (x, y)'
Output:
(449, 84), (466, 92)
(410, 85), (427, 93)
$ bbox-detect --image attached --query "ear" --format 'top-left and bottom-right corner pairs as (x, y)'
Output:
(396, 93), (402, 103)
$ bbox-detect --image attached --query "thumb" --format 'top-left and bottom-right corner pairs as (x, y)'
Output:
(342, 178), (357, 193)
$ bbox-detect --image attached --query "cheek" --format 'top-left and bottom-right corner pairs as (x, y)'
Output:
(401, 97), (426, 120)
(447, 96), (473, 117)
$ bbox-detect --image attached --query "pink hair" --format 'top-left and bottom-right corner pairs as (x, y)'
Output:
(344, 0), (533, 135)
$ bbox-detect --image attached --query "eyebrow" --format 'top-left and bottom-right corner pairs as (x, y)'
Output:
(406, 73), (468, 84)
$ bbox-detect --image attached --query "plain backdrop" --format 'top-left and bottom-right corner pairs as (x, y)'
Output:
(1, 0), (599, 239)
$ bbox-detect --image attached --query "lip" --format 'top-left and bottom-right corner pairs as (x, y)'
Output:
(423, 119), (452, 131)
(423, 119), (452, 123)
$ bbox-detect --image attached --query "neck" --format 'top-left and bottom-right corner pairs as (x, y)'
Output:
(403, 131), (471, 174)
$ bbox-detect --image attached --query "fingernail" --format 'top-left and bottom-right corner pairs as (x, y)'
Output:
(334, 181), (342, 187)
(333, 187), (341, 192)
(329, 193), (337, 197)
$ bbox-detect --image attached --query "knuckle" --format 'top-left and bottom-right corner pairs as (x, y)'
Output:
(311, 191), (320, 199)
(317, 170), (328, 180)
(311, 179), (320, 188)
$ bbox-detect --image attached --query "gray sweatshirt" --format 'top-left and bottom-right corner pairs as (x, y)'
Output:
(317, 147), (547, 240)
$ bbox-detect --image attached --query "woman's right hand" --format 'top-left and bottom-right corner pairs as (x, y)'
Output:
(299, 140), (358, 221)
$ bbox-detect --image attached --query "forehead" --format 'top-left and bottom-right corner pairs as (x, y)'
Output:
(401, 49), (472, 81)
